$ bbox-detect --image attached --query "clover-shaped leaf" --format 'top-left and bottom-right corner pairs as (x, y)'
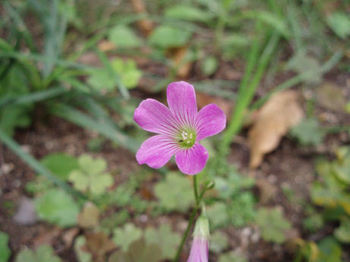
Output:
(154, 172), (194, 212)
(207, 202), (230, 229)
(256, 207), (291, 243)
(144, 224), (181, 259)
(69, 155), (113, 196)
(108, 25), (142, 48)
(74, 236), (92, 262)
(41, 153), (79, 180)
(327, 12), (350, 39)
(335, 217), (350, 243)
(290, 118), (324, 146)
(149, 25), (192, 48)
(113, 223), (142, 252)
(109, 239), (163, 262)
(16, 245), (61, 262)
(228, 192), (256, 227)
(218, 250), (247, 262)
(35, 189), (79, 227)
(210, 231), (229, 254)
(87, 69), (116, 92)
(111, 59), (142, 89)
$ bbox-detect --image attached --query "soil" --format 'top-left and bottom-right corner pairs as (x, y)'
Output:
(1, 68), (350, 262)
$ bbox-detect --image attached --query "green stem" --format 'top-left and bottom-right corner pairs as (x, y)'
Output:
(173, 175), (201, 261)
(193, 175), (199, 206)
(173, 206), (198, 262)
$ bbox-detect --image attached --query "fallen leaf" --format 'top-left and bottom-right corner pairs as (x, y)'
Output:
(248, 90), (304, 168)
(78, 202), (100, 229)
(32, 227), (61, 248)
(98, 41), (116, 52)
(168, 46), (192, 78)
(62, 228), (79, 248)
(85, 232), (115, 262)
(256, 178), (278, 203)
(108, 239), (163, 262)
(130, 0), (154, 36)
(13, 197), (38, 226)
(197, 92), (232, 117)
(316, 82), (347, 112)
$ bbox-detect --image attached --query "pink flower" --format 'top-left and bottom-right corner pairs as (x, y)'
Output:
(187, 216), (210, 262)
(134, 81), (226, 175)
(187, 238), (209, 262)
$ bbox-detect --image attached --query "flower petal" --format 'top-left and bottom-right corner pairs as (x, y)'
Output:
(187, 238), (209, 262)
(134, 99), (177, 135)
(175, 144), (208, 175)
(136, 135), (178, 169)
(167, 81), (197, 126)
(196, 104), (226, 140)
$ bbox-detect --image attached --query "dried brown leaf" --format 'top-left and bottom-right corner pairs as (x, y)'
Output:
(168, 47), (192, 78)
(197, 92), (232, 117)
(85, 232), (116, 262)
(248, 90), (304, 168)
(62, 228), (79, 248)
(130, 0), (154, 36)
(316, 82), (347, 112)
(98, 40), (116, 52)
(78, 202), (100, 229)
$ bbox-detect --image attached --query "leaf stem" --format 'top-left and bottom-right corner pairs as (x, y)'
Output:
(193, 175), (199, 206)
(173, 175), (201, 261)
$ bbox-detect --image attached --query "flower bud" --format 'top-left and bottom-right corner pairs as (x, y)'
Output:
(187, 216), (210, 262)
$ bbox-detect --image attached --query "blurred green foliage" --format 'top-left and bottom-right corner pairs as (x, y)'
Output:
(16, 245), (61, 262)
(0, 0), (349, 261)
(0, 232), (11, 262)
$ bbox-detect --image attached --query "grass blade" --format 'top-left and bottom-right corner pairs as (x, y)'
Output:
(0, 86), (68, 107)
(50, 103), (139, 153)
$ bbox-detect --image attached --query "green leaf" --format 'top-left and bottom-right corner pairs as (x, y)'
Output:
(0, 106), (31, 137)
(16, 245), (61, 262)
(207, 202), (229, 229)
(286, 51), (322, 85)
(255, 207), (291, 243)
(210, 231), (229, 254)
(87, 69), (116, 92)
(201, 56), (218, 76)
(108, 25), (142, 48)
(109, 239), (163, 262)
(154, 172), (194, 212)
(0, 232), (11, 262)
(69, 155), (113, 195)
(303, 213), (324, 233)
(165, 5), (212, 22)
(334, 217), (350, 243)
(144, 224), (181, 259)
(218, 250), (247, 262)
(74, 236), (92, 262)
(35, 189), (79, 227)
(228, 192), (256, 227)
(40, 153), (79, 180)
(111, 59), (142, 89)
(290, 118), (324, 146)
(0, 65), (32, 136)
(113, 223), (142, 252)
(149, 25), (192, 48)
(332, 148), (350, 184)
(327, 12), (350, 39)
(317, 237), (342, 262)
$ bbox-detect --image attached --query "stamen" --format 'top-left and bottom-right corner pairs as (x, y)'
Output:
(176, 127), (196, 149)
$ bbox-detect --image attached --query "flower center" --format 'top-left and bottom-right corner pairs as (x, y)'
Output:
(177, 128), (196, 148)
